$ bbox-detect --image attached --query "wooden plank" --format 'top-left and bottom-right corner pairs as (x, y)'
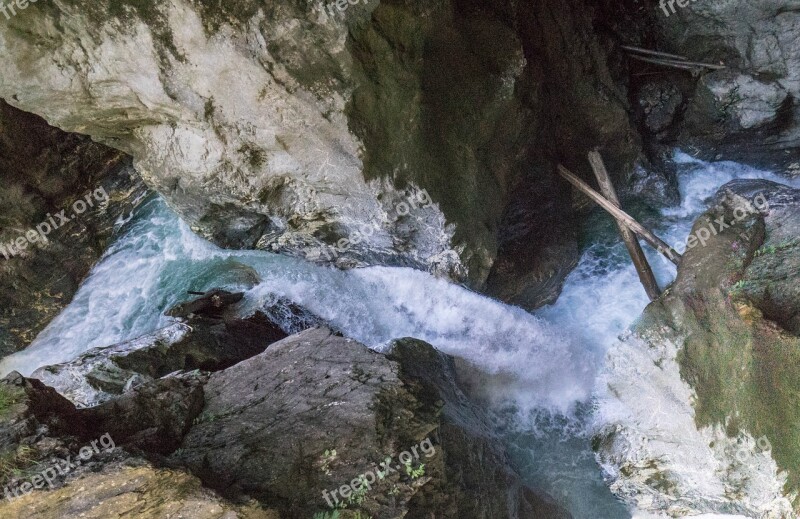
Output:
(588, 151), (661, 301)
(556, 164), (682, 266)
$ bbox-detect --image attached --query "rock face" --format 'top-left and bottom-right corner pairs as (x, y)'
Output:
(0, 0), (642, 290)
(0, 101), (148, 357)
(595, 180), (800, 517)
(636, 0), (800, 172)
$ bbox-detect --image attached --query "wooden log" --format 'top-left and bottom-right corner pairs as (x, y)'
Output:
(556, 164), (682, 266)
(620, 45), (688, 61)
(588, 151), (661, 301)
(628, 54), (726, 71)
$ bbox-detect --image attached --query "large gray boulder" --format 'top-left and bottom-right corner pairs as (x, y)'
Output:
(647, 0), (800, 171)
(172, 327), (570, 518)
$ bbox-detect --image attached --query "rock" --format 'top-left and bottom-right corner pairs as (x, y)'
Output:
(0, 101), (149, 357)
(165, 289), (245, 319)
(0, 461), (277, 519)
(172, 327), (570, 518)
(594, 180), (800, 517)
(33, 311), (287, 407)
(647, 2), (800, 172)
(626, 159), (681, 207)
(637, 80), (684, 135)
(386, 338), (572, 519)
(0, 0), (642, 288)
(684, 72), (790, 134)
(0, 371), (83, 455)
(81, 372), (207, 455)
(485, 173), (580, 310)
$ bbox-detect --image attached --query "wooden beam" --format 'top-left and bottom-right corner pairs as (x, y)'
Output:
(588, 151), (661, 301)
(557, 164), (682, 266)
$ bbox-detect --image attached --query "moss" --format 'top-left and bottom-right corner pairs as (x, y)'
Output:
(0, 384), (23, 418)
(672, 291), (800, 499)
(0, 445), (37, 484)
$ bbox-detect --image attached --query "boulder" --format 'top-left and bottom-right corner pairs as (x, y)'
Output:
(33, 310), (287, 408)
(646, 1), (800, 172)
(172, 327), (570, 518)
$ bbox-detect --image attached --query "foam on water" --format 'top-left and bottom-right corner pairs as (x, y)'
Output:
(3, 150), (798, 517)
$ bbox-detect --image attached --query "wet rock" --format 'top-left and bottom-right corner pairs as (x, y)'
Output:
(626, 160), (681, 207)
(32, 324), (191, 408)
(172, 327), (570, 518)
(81, 372), (207, 455)
(165, 289), (245, 320)
(595, 180), (800, 517)
(485, 173), (580, 310)
(33, 312), (287, 407)
(0, 101), (148, 357)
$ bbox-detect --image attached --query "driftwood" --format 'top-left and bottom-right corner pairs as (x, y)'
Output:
(588, 151), (661, 301)
(557, 165), (682, 266)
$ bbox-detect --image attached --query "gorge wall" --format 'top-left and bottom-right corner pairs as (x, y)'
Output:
(0, 0), (641, 300)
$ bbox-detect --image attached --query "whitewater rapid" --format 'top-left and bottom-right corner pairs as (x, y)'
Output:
(2, 150), (797, 517)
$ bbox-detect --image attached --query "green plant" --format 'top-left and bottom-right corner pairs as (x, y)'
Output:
(403, 461), (425, 480)
(729, 280), (749, 296)
(0, 384), (22, 417)
(347, 476), (369, 505)
(320, 449), (337, 476)
(754, 244), (777, 257)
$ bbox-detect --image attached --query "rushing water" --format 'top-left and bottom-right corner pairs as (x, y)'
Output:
(2, 151), (797, 517)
